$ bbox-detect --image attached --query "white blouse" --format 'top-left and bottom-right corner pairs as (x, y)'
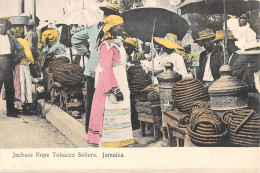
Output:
(0, 34), (11, 55)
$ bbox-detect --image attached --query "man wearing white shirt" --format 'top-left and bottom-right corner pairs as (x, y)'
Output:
(195, 28), (222, 86)
(226, 13), (257, 50)
(141, 36), (188, 84)
(0, 17), (24, 117)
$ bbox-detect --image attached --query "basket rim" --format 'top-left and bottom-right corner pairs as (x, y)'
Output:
(188, 125), (228, 139)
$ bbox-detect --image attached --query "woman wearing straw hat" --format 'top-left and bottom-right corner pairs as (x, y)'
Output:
(163, 33), (190, 77)
(141, 34), (188, 84)
(0, 17), (24, 117)
(87, 15), (134, 148)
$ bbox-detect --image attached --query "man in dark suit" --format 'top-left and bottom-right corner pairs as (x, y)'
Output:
(0, 17), (24, 117)
(195, 28), (222, 86)
(212, 30), (247, 81)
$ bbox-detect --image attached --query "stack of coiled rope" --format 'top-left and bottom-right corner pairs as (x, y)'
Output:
(49, 57), (83, 85)
(128, 65), (149, 93)
(188, 107), (228, 146)
(221, 109), (260, 147)
(178, 100), (211, 128)
(147, 90), (160, 104)
(190, 100), (211, 113)
(173, 78), (209, 114)
(48, 56), (70, 70)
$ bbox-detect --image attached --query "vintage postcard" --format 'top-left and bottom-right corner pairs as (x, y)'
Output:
(0, 0), (260, 171)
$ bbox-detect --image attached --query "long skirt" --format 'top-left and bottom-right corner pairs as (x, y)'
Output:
(100, 64), (134, 147)
(1, 64), (22, 106)
(20, 64), (33, 104)
(1, 64), (32, 105)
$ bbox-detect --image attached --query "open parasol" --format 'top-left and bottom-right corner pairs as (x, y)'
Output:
(56, 8), (102, 27)
(123, 7), (190, 84)
(122, 7), (190, 42)
(179, 0), (260, 16)
(179, 0), (260, 64)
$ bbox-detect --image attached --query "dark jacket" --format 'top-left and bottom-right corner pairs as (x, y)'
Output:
(243, 67), (258, 93)
(229, 52), (247, 81)
(7, 33), (25, 65)
(25, 30), (38, 57)
(197, 48), (223, 81)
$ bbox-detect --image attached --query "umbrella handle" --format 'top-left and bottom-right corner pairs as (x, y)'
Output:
(223, 0), (228, 65)
(150, 18), (157, 85)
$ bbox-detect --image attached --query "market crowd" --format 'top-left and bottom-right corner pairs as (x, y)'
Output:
(0, 2), (259, 148)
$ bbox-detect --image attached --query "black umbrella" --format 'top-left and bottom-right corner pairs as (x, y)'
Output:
(179, 0), (260, 16)
(179, 0), (260, 64)
(122, 7), (190, 42)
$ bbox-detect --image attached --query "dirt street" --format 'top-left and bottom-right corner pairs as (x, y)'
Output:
(0, 99), (76, 148)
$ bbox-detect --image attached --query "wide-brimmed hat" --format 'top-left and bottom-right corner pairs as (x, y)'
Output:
(164, 33), (178, 42)
(245, 45), (260, 51)
(237, 45), (260, 58)
(0, 17), (13, 30)
(212, 30), (238, 43)
(227, 14), (237, 18)
(124, 38), (138, 48)
(99, 2), (121, 15)
(194, 28), (215, 43)
(153, 37), (183, 50)
(162, 33), (184, 50)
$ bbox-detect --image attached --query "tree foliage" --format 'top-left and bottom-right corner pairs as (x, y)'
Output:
(121, 0), (143, 11)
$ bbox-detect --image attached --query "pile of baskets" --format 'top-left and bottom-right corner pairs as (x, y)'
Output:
(128, 66), (149, 93)
(48, 56), (70, 70)
(48, 56), (83, 85)
(173, 78), (209, 114)
(188, 107), (228, 146)
(190, 100), (211, 113)
(177, 100), (211, 128)
(221, 109), (260, 147)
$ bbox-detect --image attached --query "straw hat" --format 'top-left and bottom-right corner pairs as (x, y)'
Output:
(153, 37), (183, 50)
(99, 2), (121, 14)
(227, 14), (237, 18)
(124, 38), (138, 48)
(155, 33), (184, 50)
(164, 33), (184, 50)
(212, 30), (238, 43)
(164, 33), (178, 42)
(0, 16), (12, 30)
(194, 28), (215, 43)
(41, 29), (59, 46)
(237, 45), (260, 57)
(245, 45), (260, 51)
